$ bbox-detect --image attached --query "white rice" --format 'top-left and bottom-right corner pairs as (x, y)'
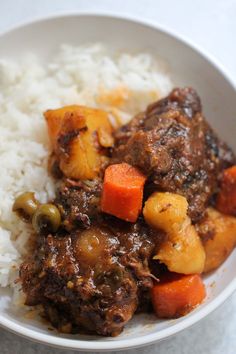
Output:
(0, 43), (173, 288)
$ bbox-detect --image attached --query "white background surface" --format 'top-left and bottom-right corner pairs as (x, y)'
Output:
(0, 0), (236, 353)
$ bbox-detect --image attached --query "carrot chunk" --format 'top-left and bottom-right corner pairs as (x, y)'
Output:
(151, 273), (206, 318)
(101, 163), (146, 222)
(216, 166), (236, 215)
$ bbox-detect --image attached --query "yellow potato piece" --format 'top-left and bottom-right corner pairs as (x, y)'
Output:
(143, 192), (206, 274)
(198, 208), (236, 273)
(59, 131), (101, 180)
(44, 105), (114, 180)
(143, 192), (188, 232)
(45, 105), (79, 149)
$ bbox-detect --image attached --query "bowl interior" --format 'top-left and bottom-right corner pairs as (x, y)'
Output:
(0, 15), (235, 351)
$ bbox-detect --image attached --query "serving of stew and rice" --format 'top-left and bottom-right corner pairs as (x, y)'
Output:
(1, 43), (236, 337)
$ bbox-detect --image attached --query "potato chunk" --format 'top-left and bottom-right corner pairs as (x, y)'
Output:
(143, 193), (188, 231)
(197, 208), (236, 273)
(45, 105), (79, 149)
(143, 192), (206, 274)
(44, 105), (114, 180)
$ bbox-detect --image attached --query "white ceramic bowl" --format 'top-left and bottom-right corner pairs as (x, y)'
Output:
(0, 13), (236, 352)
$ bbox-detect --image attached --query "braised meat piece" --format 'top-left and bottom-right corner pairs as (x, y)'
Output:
(20, 219), (159, 336)
(55, 178), (102, 230)
(112, 87), (235, 222)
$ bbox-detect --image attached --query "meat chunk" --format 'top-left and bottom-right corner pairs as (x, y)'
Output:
(55, 178), (102, 230)
(20, 220), (159, 336)
(112, 88), (235, 222)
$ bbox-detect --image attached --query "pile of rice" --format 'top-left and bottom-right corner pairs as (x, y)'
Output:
(0, 43), (172, 288)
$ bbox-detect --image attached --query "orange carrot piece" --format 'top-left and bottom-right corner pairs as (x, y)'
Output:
(216, 166), (236, 216)
(101, 163), (146, 222)
(151, 273), (206, 318)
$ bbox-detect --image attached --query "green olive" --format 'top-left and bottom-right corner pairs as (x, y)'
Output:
(12, 192), (39, 222)
(32, 203), (61, 234)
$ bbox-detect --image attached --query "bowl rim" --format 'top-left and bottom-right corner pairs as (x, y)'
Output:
(0, 11), (236, 352)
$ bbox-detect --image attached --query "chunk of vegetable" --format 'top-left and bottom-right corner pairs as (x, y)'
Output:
(144, 192), (188, 231)
(216, 165), (236, 216)
(151, 273), (206, 318)
(101, 163), (146, 222)
(12, 192), (39, 222)
(198, 208), (236, 273)
(32, 203), (61, 234)
(44, 105), (114, 180)
(143, 192), (206, 274)
(44, 105), (79, 149)
(75, 227), (108, 266)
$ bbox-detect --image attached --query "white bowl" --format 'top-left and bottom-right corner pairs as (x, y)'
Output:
(0, 13), (236, 352)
